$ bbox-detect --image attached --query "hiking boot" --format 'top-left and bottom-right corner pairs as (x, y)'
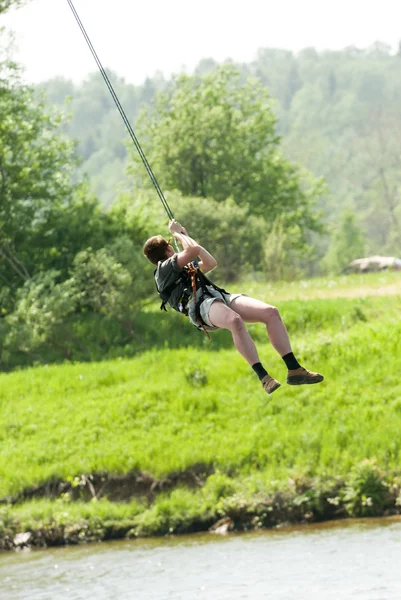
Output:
(286, 367), (324, 385)
(261, 374), (281, 395)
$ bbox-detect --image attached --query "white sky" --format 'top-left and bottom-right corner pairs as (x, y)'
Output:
(1, 0), (401, 85)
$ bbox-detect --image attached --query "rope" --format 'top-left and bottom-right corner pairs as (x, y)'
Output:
(65, 0), (175, 221)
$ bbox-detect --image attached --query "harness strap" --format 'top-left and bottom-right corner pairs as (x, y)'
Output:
(155, 263), (228, 339)
(186, 264), (211, 339)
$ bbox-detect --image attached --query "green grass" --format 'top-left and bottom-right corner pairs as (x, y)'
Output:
(4, 271), (400, 371)
(1, 274), (401, 543)
(239, 270), (401, 301)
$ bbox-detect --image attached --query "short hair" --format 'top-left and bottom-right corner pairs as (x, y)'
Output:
(143, 235), (169, 265)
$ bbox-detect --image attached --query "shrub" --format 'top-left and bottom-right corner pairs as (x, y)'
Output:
(342, 460), (389, 517)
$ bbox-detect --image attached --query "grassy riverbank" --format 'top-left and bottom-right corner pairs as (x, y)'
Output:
(1, 274), (401, 548)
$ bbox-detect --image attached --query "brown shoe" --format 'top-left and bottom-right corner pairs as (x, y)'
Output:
(287, 367), (324, 385)
(261, 374), (281, 395)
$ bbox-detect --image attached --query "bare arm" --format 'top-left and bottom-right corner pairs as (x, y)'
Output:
(173, 231), (200, 268)
(194, 242), (217, 274)
(169, 220), (217, 273)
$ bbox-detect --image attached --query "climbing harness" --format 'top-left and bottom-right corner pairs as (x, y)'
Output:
(186, 263), (211, 338)
(66, 0), (177, 235)
(155, 262), (228, 338)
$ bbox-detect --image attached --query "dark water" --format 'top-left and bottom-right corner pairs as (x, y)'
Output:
(1, 518), (400, 600)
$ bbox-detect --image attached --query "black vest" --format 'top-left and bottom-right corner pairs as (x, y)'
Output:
(155, 265), (228, 326)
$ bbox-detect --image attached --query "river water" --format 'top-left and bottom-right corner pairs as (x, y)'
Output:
(1, 517), (400, 600)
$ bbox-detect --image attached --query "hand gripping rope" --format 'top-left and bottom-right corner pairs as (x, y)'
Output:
(66, 0), (175, 224)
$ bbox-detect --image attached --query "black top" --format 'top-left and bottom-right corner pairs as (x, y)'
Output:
(155, 254), (194, 312)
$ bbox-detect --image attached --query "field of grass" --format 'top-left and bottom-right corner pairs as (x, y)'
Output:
(1, 272), (401, 548)
(239, 269), (401, 300)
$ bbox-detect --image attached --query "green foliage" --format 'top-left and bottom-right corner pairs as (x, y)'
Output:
(1, 237), (156, 366)
(263, 218), (288, 281)
(0, 60), (81, 292)
(38, 71), (166, 207)
(167, 194), (265, 281)
(69, 242), (154, 335)
(71, 248), (132, 315)
(132, 65), (275, 203)
(262, 215), (317, 281)
(343, 460), (390, 517)
(0, 48), (161, 361)
(37, 47), (401, 262)
(0, 51), (155, 302)
(106, 234), (155, 300)
(3, 271), (79, 361)
(132, 489), (209, 536)
(349, 104), (401, 254)
(322, 210), (366, 274)
(274, 47), (401, 256)
(130, 65), (323, 233)
(25, 189), (117, 282)
(203, 472), (238, 501)
(0, 0), (28, 14)
(0, 498), (143, 546)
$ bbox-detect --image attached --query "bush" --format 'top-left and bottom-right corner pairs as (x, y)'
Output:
(342, 460), (389, 517)
(169, 194), (266, 281)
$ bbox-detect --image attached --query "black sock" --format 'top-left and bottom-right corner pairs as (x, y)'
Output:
(282, 352), (301, 370)
(252, 362), (268, 381)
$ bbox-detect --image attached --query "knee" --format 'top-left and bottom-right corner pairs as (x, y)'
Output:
(227, 312), (245, 332)
(263, 305), (281, 323)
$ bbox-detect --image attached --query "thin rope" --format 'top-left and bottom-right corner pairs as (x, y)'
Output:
(65, 0), (175, 221)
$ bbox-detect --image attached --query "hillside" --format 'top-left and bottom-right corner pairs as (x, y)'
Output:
(1, 274), (401, 548)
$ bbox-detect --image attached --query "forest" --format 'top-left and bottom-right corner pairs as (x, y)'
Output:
(40, 41), (401, 268)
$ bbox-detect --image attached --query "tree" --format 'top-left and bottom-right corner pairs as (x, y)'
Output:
(350, 104), (401, 253)
(71, 248), (133, 317)
(129, 64), (323, 232)
(0, 43), (158, 323)
(3, 271), (83, 363)
(0, 0), (29, 14)
(37, 71), (164, 207)
(167, 194), (266, 281)
(0, 61), (79, 289)
(70, 240), (153, 320)
(250, 48), (302, 112)
(322, 210), (365, 274)
(262, 216), (313, 281)
(25, 188), (115, 281)
(35, 43), (401, 268)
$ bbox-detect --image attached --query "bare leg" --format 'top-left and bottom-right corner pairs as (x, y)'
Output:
(208, 299), (281, 394)
(208, 301), (260, 366)
(230, 296), (291, 357)
(230, 295), (324, 385)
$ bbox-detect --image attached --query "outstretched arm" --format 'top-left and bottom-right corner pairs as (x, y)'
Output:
(169, 220), (217, 273)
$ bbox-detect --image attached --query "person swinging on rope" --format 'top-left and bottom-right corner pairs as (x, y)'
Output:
(143, 219), (324, 395)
